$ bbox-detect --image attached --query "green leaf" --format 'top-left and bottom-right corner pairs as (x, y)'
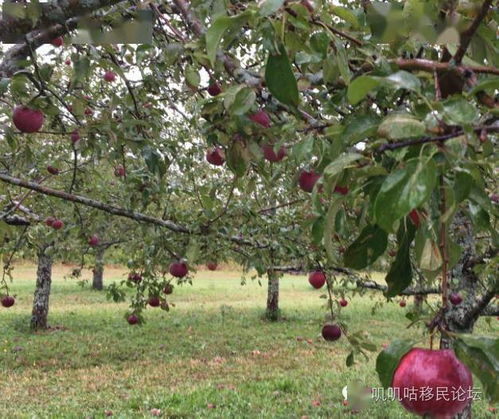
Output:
(230, 87), (256, 115)
(335, 41), (351, 83)
(454, 170), (474, 203)
(185, 66), (200, 88)
(442, 96), (479, 126)
(374, 158), (437, 232)
(343, 114), (381, 144)
(265, 44), (299, 107)
(260, 0), (284, 17)
(468, 77), (499, 96)
(343, 224), (388, 269)
(324, 198), (345, 264)
(346, 351), (355, 367)
(72, 57), (90, 82)
(418, 238), (442, 272)
(376, 339), (415, 388)
(347, 76), (380, 105)
(384, 71), (421, 92)
(226, 140), (249, 177)
(311, 216), (324, 246)
(378, 114), (426, 140)
(331, 6), (360, 29)
(453, 334), (499, 402)
(206, 13), (249, 66)
(323, 153), (363, 177)
(384, 222), (416, 297)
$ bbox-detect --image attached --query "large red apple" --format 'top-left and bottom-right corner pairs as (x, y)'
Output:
(392, 348), (472, 417)
(13, 106), (44, 133)
(299, 170), (321, 193)
(127, 314), (138, 325)
(207, 82), (222, 96)
(322, 324), (341, 341)
(1, 295), (15, 308)
(148, 296), (160, 307)
(206, 147), (224, 166)
(308, 271), (326, 289)
(249, 109), (271, 128)
(262, 144), (286, 162)
(169, 262), (188, 278)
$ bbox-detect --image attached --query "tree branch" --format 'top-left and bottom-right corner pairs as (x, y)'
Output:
(393, 58), (499, 76)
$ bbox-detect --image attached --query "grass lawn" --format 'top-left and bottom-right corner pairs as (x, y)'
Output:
(1, 264), (496, 418)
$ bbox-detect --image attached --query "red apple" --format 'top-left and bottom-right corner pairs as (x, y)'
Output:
(114, 165), (125, 177)
(249, 109), (271, 128)
(45, 216), (55, 227)
(169, 262), (188, 278)
(206, 147), (224, 166)
(299, 170), (321, 193)
(334, 185), (348, 195)
(88, 235), (99, 247)
(392, 348), (472, 417)
(399, 300), (406, 307)
(128, 272), (142, 283)
(207, 82), (222, 96)
(103, 71), (116, 82)
(262, 144), (286, 162)
(339, 298), (348, 307)
(52, 219), (64, 230)
(127, 314), (138, 325)
(409, 209), (420, 228)
(1, 295), (15, 308)
(206, 262), (218, 271)
(47, 165), (59, 175)
(388, 250), (397, 257)
(308, 271), (326, 289)
(65, 58), (71, 66)
(490, 194), (499, 203)
(51, 37), (63, 47)
(13, 106), (44, 133)
(148, 296), (160, 307)
(322, 324), (341, 341)
(70, 130), (80, 143)
(84, 107), (93, 116)
(163, 284), (174, 295)
(449, 293), (462, 306)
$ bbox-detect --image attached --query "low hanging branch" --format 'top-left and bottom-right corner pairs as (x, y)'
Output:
(393, 58), (499, 76)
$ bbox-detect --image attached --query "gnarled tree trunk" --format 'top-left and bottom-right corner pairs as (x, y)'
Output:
(31, 245), (53, 330)
(92, 246), (105, 290)
(265, 269), (279, 321)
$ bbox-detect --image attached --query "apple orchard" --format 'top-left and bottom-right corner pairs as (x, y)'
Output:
(0, 0), (498, 418)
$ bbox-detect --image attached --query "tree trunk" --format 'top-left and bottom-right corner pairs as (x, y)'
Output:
(265, 269), (280, 321)
(31, 245), (53, 330)
(92, 246), (105, 290)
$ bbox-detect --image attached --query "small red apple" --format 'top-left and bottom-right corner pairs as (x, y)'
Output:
(127, 314), (138, 325)
(64, 58), (71, 66)
(392, 348), (472, 417)
(207, 82), (222, 96)
(322, 324), (341, 341)
(409, 209), (420, 228)
(339, 298), (348, 307)
(52, 219), (64, 230)
(206, 262), (218, 271)
(51, 37), (63, 47)
(249, 109), (271, 128)
(84, 107), (93, 116)
(388, 250), (397, 257)
(449, 293), (462, 306)
(1, 295), (15, 308)
(128, 272), (142, 283)
(47, 165), (59, 175)
(308, 271), (326, 289)
(148, 296), (160, 307)
(262, 144), (286, 162)
(298, 170), (321, 193)
(45, 216), (55, 227)
(13, 106), (44, 133)
(334, 185), (348, 195)
(70, 130), (80, 143)
(169, 262), (188, 278)
(103, 71), (116, 82)
(206, 147), (224, 166)
(399, 300), (406, 307)
(163, 284), (174, 295)
(88, 235), (99, 247)
(114, 165), (125, 177)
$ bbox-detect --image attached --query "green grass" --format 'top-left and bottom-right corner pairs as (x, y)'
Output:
(0, 264), (496, 418)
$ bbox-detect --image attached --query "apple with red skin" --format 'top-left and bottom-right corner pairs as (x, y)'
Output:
(1, 295), (15, 308)
(262, 144), (286, 162)
(103, 71), (116, 82)
(52, 219), (64, 230)
(449, 293), (462, 306)
(299, 170), (321, 193)
(127, 314), (138, 325)
(88, 235), (99, 247)
(399, 300), (406, 307)
(84, 107), (93, 116)
(114, 165), (125, 177)
(339, 298), (348, 307)
(64, 58), (71, 66)
(163, 284), (173, 295)
(392, 348), (472, 417)
(13, 106), (44, 133)
(206, 262), (218, 271)
(322, 324), (341, 341)
(47, 165), (59, 175)
(207, 82), (222, 96)
(45, 216), (55, 227)
(70, 130), (80, 143)
(169, 262), (188, 278)
(409, 209), (420, 228)
(128, 272), (142, 283)
(308, 271), (326, 289)
(388, 249), (397, 257)
(249, 109), (271, 128)
(51, 37), (63, 47)
(206, 147), (224, 166)
(148, 296), (160, 307)
(334, 185), (348, 195)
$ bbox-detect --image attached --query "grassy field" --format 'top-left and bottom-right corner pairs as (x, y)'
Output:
(1, 264), (496, 418)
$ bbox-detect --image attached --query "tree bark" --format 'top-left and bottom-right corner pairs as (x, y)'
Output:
(92, 247), (105, 290)
(31, 245), (53, 330)
(265, 269), (280, 321)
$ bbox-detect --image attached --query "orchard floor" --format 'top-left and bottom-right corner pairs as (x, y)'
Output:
(1, 264), (497, 419)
